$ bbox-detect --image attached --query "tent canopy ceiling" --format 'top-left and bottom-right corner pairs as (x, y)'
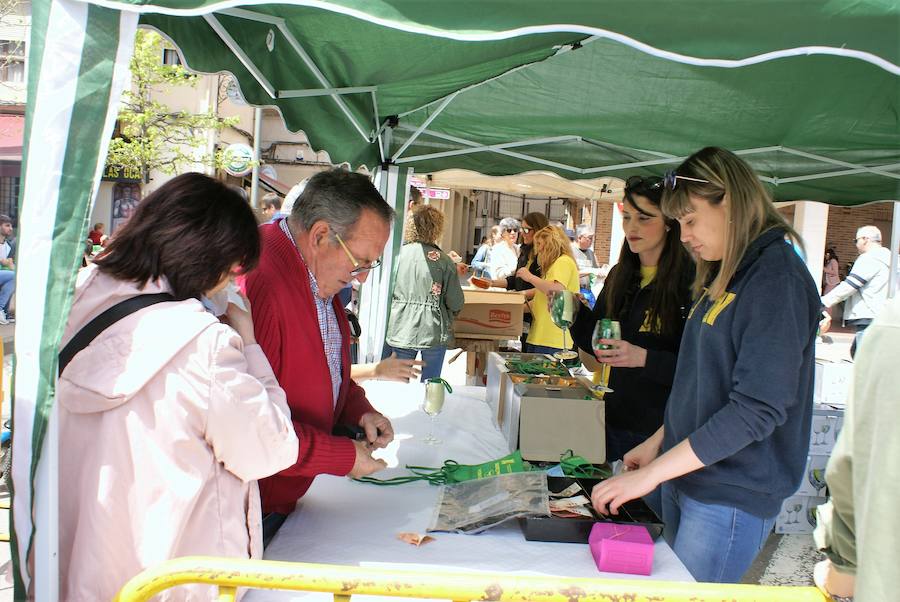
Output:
(120, 1), (899, 203)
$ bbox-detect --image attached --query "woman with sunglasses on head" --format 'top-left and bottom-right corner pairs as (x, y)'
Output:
(514, 225), (580, 354)
(570, 175), (693, 462)
(590, 147), (820, 583)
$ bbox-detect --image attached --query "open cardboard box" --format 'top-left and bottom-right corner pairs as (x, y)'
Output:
(521, 476), (663, 544)
(506, 384), (605, 464)
(454, 287), (526, 338)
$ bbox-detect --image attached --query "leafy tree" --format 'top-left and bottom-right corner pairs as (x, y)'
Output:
(106, 30), (239, 183)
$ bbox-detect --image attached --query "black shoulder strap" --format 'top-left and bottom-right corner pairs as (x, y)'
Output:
(58, 293), (175, 377)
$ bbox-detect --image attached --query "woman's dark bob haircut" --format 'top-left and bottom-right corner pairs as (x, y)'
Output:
(94, 173), (260, 300)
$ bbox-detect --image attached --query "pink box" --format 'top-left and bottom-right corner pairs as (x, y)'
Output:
(588, 522), (654, 576)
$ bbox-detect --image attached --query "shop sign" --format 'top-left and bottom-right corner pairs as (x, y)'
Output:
(223, 143), (254, 177)
(422, 187), (451, 200)
(102, 163), (142, 182)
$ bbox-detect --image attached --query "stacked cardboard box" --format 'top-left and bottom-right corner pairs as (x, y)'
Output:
(775, 406), (845, 534)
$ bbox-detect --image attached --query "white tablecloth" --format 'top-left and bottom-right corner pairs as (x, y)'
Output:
(247, 381), (693, 601)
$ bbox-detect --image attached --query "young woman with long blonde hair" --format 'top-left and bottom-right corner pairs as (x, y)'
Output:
(514, 225), (579, 354)
(591, 147), (820, 583)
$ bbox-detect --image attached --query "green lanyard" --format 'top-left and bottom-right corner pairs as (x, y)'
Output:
(354, 451), (529, 486)
(559, 449), (612, 480)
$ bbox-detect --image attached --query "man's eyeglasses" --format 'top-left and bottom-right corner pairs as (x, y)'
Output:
(855, 236), (867, 243)
(334, 232), (382, 276)
(662, 170), (710, 190)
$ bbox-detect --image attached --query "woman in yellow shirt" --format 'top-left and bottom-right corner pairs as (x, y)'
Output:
(516, 226), (580, 354)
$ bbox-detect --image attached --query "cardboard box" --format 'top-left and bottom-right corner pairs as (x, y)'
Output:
(775, 495), (827, 534)
(794, 454), (831, 497)
(508, 384), (605, 464)
(454, 288), (526, 338)
(814, 359), (853, 406)
(486, 352), (558, 427)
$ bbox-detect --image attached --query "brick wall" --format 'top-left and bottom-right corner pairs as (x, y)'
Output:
(824, 202), (894, 278)
(593, 202), (615, 264)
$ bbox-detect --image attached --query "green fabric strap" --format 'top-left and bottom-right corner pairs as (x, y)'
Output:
(354, 451), (527, 486)
(559, 449), (612, 480)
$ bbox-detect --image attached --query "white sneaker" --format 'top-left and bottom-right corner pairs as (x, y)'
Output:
(0, 310), (9, 325)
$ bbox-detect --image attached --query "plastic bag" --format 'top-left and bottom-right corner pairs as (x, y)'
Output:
(428, 471), (549, 534)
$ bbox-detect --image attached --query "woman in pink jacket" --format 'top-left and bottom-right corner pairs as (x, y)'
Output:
(56, 174), (299, 601)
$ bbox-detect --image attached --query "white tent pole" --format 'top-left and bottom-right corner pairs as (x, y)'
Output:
(397, 134), (579, 163)
(372, 93), (385, 163)
(780, 147), (900, 181)
(203, 14), (276, 98)
(399, 127), (584, 173)
(582, 146), (783, 173)
(890, 201), (899, 299)
(278, 85), (377, 98)
(275, 22), (369, 141)
(392, 92), (458, 161)
(250, 107), (262, 209)
(776, 164), (900, 184)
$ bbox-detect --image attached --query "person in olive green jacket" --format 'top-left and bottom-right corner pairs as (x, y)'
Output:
(814, 296), (900, 602)
(383, 204), (465, 381)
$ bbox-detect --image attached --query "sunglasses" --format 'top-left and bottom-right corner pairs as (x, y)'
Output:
(503, 227), (519, 233)
(334, 231), (382, 276)
(521, 227), (533, 234)
(662, 170), (710, 190)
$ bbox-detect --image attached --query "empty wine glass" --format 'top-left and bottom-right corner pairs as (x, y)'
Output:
(547, 290), (578, 361)
(784, 507), (795, 524)
(422, 378), (452, 445)
(819, 424), (831, 446)
(792, 503), (803, 524)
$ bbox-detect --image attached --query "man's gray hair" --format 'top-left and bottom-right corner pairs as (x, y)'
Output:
(498, 217), (520, 232)
(575, 224), (594, 239)
(857, 225), (882, 242)
(291, 169), (395, 237)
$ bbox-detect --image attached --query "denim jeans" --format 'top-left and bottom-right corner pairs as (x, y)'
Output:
(848, 319), (872, 359)
(0, 270), (14, 312)
(660, 483), (775, 583)
(383, 345), (447, 382)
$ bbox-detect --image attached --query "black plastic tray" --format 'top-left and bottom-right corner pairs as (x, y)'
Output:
(520, 476), (664, 544)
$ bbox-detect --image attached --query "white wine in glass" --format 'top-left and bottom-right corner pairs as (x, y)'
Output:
(422, 378), (452, 445)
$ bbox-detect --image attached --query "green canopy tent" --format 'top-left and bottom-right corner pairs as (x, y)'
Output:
(14, 1), (899, 598)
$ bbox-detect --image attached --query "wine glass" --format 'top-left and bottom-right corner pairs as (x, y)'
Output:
(422, 378), (452, 445)
(547, 290), (578, 361)
(792, 503), (803, 524)
(819, 424), (831, 446)
(808, 468), (827, 494)
(590, 320), (621, 393)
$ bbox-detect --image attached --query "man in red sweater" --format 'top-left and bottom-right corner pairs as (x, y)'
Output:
(244, 169), (396, 544)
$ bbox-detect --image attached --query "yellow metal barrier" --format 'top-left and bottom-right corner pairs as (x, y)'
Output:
(114, 556), (827, 602)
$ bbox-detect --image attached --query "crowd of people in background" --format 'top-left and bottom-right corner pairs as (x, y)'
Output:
(31, 142), (896, 600)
